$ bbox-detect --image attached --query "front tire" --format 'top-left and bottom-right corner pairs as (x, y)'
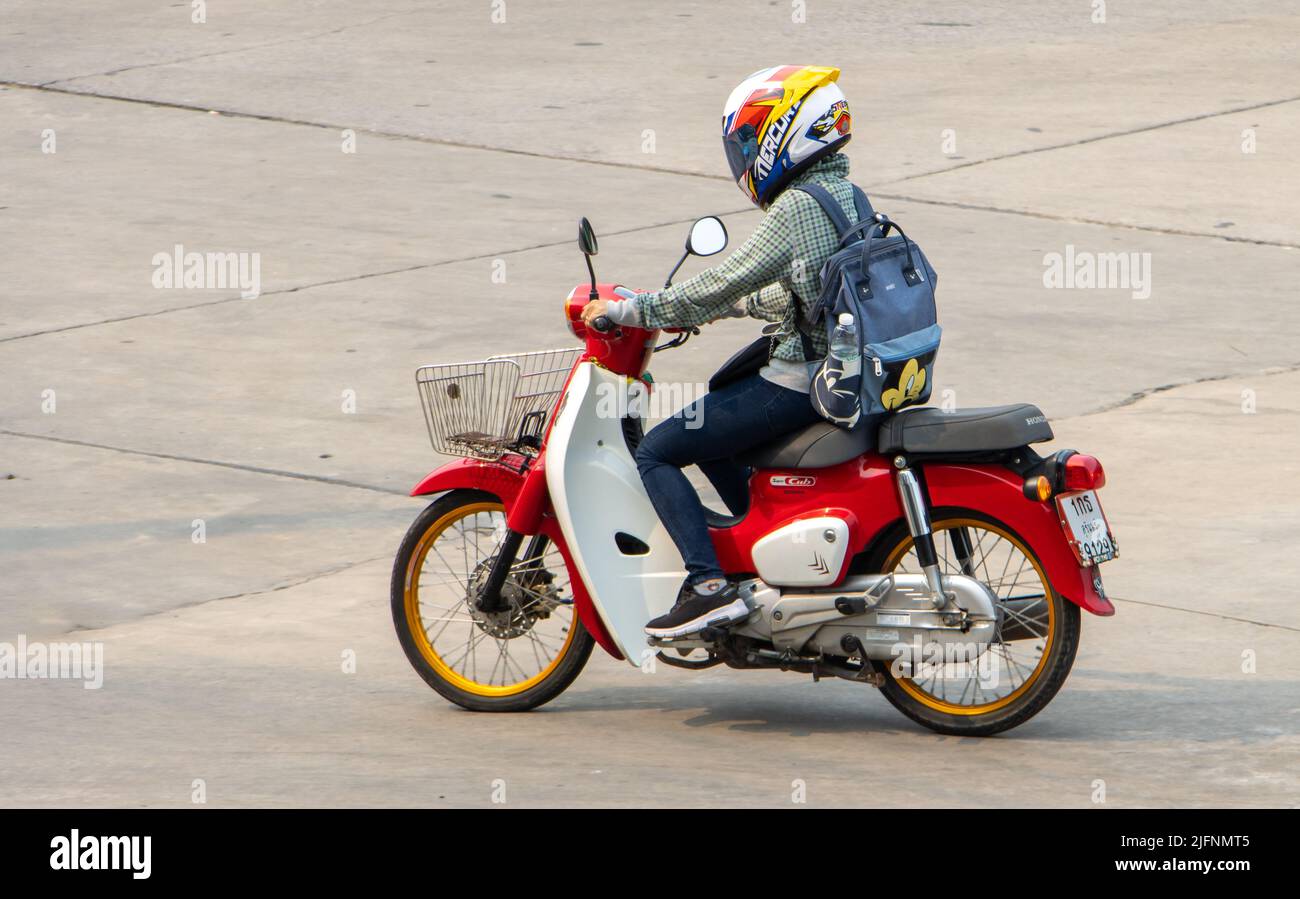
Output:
(867, 510), (1081, 737)
(391, 489), (594, 712)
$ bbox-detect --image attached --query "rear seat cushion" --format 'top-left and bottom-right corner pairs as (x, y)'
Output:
(877, 404), (1052, 454)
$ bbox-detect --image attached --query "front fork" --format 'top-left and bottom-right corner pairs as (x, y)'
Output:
(475, 454), (552, 613)
(476, 531), (548, 612)
(893, 456), (973, 608)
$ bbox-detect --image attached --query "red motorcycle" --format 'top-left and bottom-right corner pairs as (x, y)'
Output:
(392, 216), (1117, 736)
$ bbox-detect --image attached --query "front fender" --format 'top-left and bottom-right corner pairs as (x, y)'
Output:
(408, 457), (624, 659)
(924, 464), (1114, 616)
(411, 456), (527, 502)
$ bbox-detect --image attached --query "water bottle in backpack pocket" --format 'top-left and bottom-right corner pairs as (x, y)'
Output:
(799, 182), (941, 428)
(811, 312), (864, 427)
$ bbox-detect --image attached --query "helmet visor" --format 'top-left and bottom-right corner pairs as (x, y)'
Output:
(723, 123), (758, 184)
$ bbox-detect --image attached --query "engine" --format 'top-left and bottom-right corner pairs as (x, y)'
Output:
(731, 573), (1001, 664)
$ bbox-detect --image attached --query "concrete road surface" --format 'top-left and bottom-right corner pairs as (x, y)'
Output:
(2, 1), (1297, 807)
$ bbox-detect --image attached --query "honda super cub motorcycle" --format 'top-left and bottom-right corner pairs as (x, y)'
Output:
(392, 215), (1117, 736)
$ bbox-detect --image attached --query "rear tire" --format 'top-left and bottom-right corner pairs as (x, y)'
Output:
(391, 489), (594, 712)
(866, 509), (1081, 737)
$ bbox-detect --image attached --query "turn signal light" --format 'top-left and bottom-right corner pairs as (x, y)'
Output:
(1063, 454), (1106, 491)
(564, 291), (587, 339)
(1023, 475), (1052, 502)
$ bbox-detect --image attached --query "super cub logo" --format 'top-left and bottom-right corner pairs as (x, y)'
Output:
(770, 475), (815, 488)
(754, 101), (800, 182)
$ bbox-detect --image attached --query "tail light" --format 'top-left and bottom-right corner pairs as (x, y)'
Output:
(1030, 450), (1107, 501)
(1063, 454), (1106, 491)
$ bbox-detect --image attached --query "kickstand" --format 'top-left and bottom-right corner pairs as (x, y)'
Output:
(840, 635), (886, 687)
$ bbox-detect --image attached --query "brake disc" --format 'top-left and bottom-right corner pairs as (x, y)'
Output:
(467, 561), (551, 639)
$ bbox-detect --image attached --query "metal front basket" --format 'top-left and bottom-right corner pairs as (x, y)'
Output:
(416, 347), (582, 461)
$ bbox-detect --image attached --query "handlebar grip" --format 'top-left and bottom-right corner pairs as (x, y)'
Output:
(591, 315), (615, 333)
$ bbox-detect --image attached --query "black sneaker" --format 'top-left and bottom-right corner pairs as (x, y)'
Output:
(644, 582), (749, 639)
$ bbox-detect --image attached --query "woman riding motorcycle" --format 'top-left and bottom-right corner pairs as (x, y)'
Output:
(581, 65), (860, 639)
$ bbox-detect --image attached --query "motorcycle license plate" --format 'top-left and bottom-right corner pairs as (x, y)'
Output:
(1056, 490), (1117, 565)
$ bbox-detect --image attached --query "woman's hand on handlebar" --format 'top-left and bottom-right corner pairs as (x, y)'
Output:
(580, 299), (608, 325)
(581, 300), (617, 332)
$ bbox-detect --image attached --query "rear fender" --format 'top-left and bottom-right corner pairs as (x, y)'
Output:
(923, 463), (1114, 616)
(408, 457), (624, 658)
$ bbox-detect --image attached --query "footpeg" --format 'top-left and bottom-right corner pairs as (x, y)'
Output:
(648, 619), (735, 647)
(835, 596), (869, 615)
(834, 575), (892, 615)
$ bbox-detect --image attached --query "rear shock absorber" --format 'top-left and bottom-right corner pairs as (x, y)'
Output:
(893, 456), (949, 609)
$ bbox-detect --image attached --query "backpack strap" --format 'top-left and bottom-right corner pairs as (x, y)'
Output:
(760, 319), (817, 363)
(793, 311), (817, 360)
(794, 182), (855, 239)
(850, 184), (875, 225)
(798, 182), (891, 250)
(792, 181), (876, 353)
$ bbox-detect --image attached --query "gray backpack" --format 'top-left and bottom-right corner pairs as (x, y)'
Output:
(796, 183), (941, 429)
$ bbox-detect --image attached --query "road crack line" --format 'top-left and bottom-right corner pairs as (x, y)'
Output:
(0, 428), (411, 496)
(1068, 361), (1300, 418)
(885, 94), (1300, 184)
(870, 192), (1300, 250)
(0, 210), (748, 344)
(56, 554), (392, 638)
(41, 10), (428, 86)
(1110, 596), (1300, 633)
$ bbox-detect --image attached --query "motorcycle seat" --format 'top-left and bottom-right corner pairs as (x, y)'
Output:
(877, 404), (1053, 454)
(738, 421), (873, 470)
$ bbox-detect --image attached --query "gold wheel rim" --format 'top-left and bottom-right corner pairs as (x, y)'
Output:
(403, 501), (577, 697)
(884, 517), (1055, 716)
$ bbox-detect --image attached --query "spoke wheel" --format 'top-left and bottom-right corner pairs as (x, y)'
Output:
(391, 490), (593, 712)
(869, 510), (1081, 736)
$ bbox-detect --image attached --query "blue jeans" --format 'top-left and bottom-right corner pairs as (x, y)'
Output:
(634, 373), (821, 585)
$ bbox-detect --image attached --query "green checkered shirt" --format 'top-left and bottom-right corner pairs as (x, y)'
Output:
(635, 153), (858, 363)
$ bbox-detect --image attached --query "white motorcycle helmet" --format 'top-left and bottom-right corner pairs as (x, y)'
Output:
(722, 65), (852, 208)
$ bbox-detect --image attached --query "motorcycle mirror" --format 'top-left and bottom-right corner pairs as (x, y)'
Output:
(686, 216), (728, 257)
(577, 217), (599, 300)
(664, 216), (730, 288)
(577, 217), (599, 257)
